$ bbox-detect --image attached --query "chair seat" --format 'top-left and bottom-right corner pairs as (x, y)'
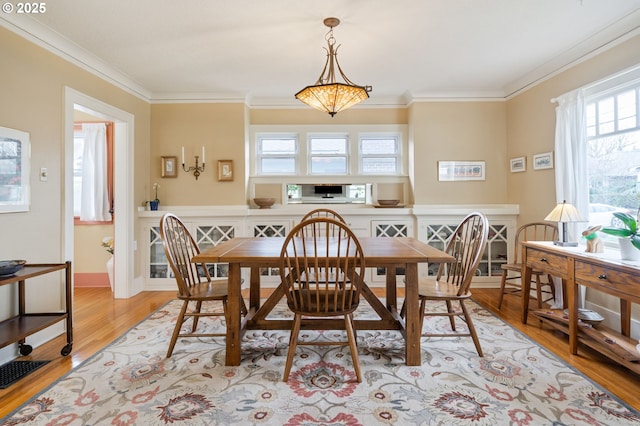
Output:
(501, 262), (547, 276)
(177, 279), (229, 301)
(501, 262), (521, 273)
(287, 289), (359, 315)
(418, 279), (472, 300)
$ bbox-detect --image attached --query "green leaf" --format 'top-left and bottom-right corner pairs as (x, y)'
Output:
(631, 235), (640, 251)
(612, 212), (637, 233)
(600, 227), (633, 237)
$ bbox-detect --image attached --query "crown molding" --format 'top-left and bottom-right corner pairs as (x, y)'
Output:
(503, 10), (640, 99)
(3, 9), (639, 107)
(1, 14), (152, 101)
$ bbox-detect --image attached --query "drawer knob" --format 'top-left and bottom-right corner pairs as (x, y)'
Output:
(598, 274), (607, 280)
(540, 257), (548, 262)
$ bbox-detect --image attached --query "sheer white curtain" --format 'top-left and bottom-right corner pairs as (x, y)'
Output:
(552, 88), (588, 307)
(80, 123), (111, 221)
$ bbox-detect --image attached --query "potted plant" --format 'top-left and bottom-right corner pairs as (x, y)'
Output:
(600, 210), (640, 260)
(101, 236), (114, 290)
(145, 183), (160, 211)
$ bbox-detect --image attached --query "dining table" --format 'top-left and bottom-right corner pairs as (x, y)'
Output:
(192, 236), (454, 366)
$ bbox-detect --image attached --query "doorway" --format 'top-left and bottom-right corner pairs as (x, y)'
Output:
(64, 87), (136, 298)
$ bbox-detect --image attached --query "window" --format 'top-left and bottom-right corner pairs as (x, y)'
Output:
(360, 136), (400, 174)
(74, 122), (114, 223)
(586, 82), (640, 230)
(252, 125), (406, 177)
(309, 136), (348, 174)
(257, 135), (297, 175)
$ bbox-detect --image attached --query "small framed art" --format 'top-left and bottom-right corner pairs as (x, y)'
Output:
(438, 161), (485, 181)
(161, 156), (177, 178)
(533, 152), (553, 170)
(510, 156), (526, 173)
(218, 160), (233, 181)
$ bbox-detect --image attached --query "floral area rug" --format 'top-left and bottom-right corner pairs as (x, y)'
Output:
(2, 298), (640, 426)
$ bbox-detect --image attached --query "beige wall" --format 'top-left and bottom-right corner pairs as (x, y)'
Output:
(506, 33), (640, 225)
(410, 101), (508, 204)
(0, 27), (150, 318)
(250, 107), (408, 125)
(150, 103), (246, 205)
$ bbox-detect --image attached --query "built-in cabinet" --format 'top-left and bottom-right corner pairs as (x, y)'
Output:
(139, 205), (518, 290)
(418, 221), (509, 278)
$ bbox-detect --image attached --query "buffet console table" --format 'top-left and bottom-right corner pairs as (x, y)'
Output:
(521, 241), (640, 374)
(0, 262), (73, 357)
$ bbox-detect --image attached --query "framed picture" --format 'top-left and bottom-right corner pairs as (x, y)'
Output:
(510, 156), (526, 173)
(0, 125), (30, 213)
(438, 161), (485, 181)
(218, 160), (233, 181)
(161, 156), (177, 178)
(533, 152), (554, 170)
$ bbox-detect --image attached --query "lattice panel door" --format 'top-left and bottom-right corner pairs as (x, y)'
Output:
(252, 223), (288, 277)
(253, 224), (287, 238)
(375, 223), (408, 238)
(149, 226), (169, 278)
(196, 225), (236, 278)
(373, 222), (410, 278)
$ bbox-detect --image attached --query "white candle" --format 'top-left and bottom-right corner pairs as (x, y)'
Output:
(181, 146), (185, 164)
(201, 146), (205, 164)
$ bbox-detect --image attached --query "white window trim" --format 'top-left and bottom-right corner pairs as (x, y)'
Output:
(250, 124), (408, 178)
(255, 133), (299, 175)
(359, 132), (402, 175)
(308, 133), (350, 175)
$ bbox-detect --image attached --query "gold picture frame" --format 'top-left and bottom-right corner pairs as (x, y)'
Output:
(218, 160), (233, 181)
(161, 156), (177, 178)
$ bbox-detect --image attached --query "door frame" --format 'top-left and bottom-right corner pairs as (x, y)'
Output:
(64, 87), (136, 298)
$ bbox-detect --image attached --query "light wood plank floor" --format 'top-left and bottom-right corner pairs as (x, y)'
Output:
(1, 287), (639, 419)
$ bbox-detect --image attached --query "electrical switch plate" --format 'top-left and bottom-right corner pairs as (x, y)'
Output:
(40, 167), (48, 181)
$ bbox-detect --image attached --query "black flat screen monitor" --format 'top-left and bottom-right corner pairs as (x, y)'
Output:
(314, 185), (342, 197)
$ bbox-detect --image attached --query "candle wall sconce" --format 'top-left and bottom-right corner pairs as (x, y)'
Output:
(181, 146), (206, 180)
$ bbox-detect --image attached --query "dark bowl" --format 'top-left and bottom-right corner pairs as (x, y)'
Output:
(377, 199), (400, 206)
(0, 259), (27, 276)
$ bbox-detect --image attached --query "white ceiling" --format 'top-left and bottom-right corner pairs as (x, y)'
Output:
(3, 0), (640, 106)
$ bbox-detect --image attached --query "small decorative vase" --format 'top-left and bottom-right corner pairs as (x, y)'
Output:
(618, 238), (640, 261)
(106, 255), (114, 291)
(149, 200), (159, 211)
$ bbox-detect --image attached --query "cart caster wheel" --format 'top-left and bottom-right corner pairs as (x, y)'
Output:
(60, 344), (72, 356)
(19, 344), (33, 356)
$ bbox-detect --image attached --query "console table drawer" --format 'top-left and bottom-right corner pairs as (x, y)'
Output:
(525, 248), (568, 278)
(575, 261), (639, 301)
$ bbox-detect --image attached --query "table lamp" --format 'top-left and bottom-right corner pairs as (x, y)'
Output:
(544, 200), (584, 246)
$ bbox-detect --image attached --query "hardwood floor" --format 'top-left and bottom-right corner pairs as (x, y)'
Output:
(1, 287), (639, 419)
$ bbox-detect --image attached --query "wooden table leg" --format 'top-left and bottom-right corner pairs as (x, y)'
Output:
(226, 263), (242, 366)
(249, 266), (261, 312)
(386, 266), (397, 311)
(567, 257), (578, 355)
(404, 263), (420, 366)
(620, 299), (631, 337)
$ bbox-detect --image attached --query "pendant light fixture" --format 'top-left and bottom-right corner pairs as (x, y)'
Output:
(295, 17), (372, 117)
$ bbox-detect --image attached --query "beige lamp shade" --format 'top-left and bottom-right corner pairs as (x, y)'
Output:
(544, 200), (584, 246)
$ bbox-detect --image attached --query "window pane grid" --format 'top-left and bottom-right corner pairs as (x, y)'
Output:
(588, 87), (640, 139)
(360, 137), (400, 174)
(587, 80), (640, 247)
(258, 136), (297, 174)
(309, 136), (348, 174)
(254, 130), (404, 177)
